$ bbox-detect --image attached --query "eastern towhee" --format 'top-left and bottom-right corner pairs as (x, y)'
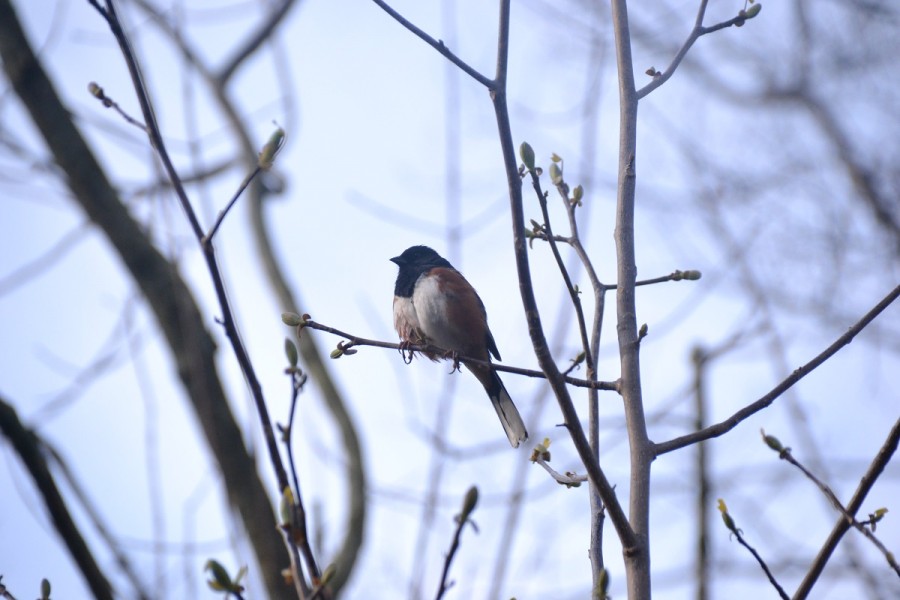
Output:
(391, 245), (528, 448)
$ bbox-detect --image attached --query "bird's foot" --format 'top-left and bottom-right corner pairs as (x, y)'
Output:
(398, 341), (415, 364)
(443, 350), (462, 373)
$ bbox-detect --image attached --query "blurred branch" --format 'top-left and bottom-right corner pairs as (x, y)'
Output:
(0, 1), (294, 596)
(129, 1), (365, 591)
(692, 347), (711, 600)
(0, 223), (89, 298)
(89, 0), (325, 592)
(0, 395), (115, 600)
(43, 442), (152, 599)
(795, 416), (900, 598)
(216, 0), (298, 85)
(792, 89), (900, 251)
(655, 283), (900, 455)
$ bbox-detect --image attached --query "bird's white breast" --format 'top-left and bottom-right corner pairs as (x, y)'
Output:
(412, 274), (458, 351)
(393, 295), (422, 343)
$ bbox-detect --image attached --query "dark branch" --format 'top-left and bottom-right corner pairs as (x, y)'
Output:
(369, 0), (494, 89)
(298, 319), (619, 391)
(0, 395), (115, 600)
(637, 0), (761, 99)
(795, 417), (900, 597)
(732, 530), (790, 600)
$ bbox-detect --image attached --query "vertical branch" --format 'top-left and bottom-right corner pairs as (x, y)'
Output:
(609, 0), (652, 597)
(693, 348), (710, 600)
(410, 2), (463, 595)
(490, 0), (636, 557)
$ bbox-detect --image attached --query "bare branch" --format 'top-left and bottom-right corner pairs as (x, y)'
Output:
(778, 448), (900, 576)
(655, 284), (900, 455)
(435, 487), (479, 600)
(0, 395), (115, 600)
(717, 499), (790, 600)
(637, 1), (762, 99)
(216, 0), (299, 85)
(369, 0), (494, 88)
(525, 161), (595, 375)
(296, 318), (618, 391)
(532, 456), (588, 488)
(795, 417), (900, 598)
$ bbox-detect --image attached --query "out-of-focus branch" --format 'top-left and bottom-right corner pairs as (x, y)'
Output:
(0, 395), (114, 600)
(216, 0), (299, 86)
(43, 442), (151, 599)
(655, 283), (900, 455)
(0, 2), (293, 596)
(128, 3), (365, 590)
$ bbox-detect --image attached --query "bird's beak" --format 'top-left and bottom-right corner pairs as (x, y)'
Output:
(390, 256), (402, 265)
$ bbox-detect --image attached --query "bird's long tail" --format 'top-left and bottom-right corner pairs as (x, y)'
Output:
(482, 369), (528, 448)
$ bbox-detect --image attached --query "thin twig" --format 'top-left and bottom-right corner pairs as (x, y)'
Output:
(655, 283), (900, 455)
(732, 530), (790, 600)
(281, 369), (314, 599)
(527, 167), (594, 373)
(775, 445), (900, 577)
(298, 318), (618, 391)
(532, 456), (588, 487)
(87, 82), (148, 132)
(718, 500), (790, 599)
(637, 0), (760, 99)
(369, 0), (494, 89)
(795, 417), (900, 597)
(434, 487), (479, 600)
(204, 166), (261, 244)
(216, 0), (298, 85)
(89, 0), (322, 589)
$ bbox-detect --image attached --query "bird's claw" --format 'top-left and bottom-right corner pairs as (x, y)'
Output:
(444, 350), (462, 373)
(398, 341), (415, 364)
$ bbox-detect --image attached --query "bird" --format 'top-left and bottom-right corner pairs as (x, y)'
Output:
(390, 245), (528, 448)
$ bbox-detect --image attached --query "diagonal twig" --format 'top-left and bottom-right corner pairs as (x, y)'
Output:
(655, 284), (900, 455)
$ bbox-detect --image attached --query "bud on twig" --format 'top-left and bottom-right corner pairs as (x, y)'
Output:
(519, 141), (536, 171)
(258, 127), (286, 170)
(284, 338), (298, 367)
(282, 311), (304, 326)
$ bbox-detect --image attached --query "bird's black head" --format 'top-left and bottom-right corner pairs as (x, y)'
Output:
(391, 245), (454, 297)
